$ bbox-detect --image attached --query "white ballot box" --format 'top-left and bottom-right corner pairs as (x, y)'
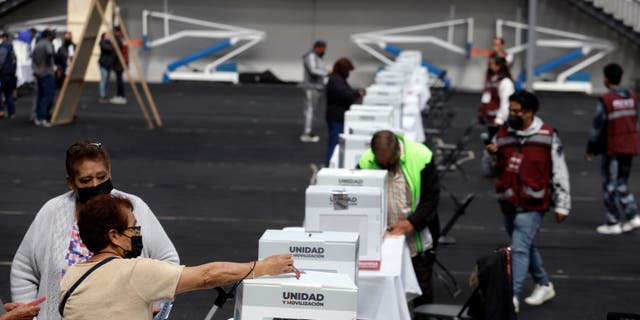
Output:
(316, 168), (389, 232)
(328, 144), (340, 168)
(375, 70), (410, 87)
(344, 109), (395, 136)
(362, 85), (404, 128)
(234, 271), (358, 320)
(338, 134), (371, 169)
(347, 104), (395, 134)
(305, 185), (384, 270)
(258, 229), (360, 284)
(396, 50), (422, 67)
(348, 125), (392, 136)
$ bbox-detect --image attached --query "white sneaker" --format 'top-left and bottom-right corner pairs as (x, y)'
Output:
(524, 282), (555, 306)
(513, 296), (519, 313)
(110, 96), (127, 104)
(622, 216), (640, 232)
(596, 223), (623, 235)
(299, 133), (320, 143)
(33, 119), (52, 127)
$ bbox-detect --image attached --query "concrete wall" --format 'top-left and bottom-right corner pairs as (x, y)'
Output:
(2, 0), (639, 93)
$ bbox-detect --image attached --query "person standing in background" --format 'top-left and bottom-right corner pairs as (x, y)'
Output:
(585, 63), (640, 234)
(31, 29), (55, 127)
(325, 57), (363, 166)
(0, 32), (18, 119)
(300, 40), (329, 143)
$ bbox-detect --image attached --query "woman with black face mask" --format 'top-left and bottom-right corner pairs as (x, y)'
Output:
(10, 141), (180, 320)
(324, 57), (363, 166)
(59, 194), (296, 319)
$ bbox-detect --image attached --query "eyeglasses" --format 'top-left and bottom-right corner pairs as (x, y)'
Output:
(122, 225), (141, 234)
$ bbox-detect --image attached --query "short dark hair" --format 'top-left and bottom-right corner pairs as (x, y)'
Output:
(313, 40), (326, 48)
(509, 90), (539, 113)
(65, 141), (111, 178)
(41, 29), (54, 39)
(0, 32), (9, 39)
(603, 63), (623, 85)
(78, 194), (133, 252)
(371, 130), (399, 155)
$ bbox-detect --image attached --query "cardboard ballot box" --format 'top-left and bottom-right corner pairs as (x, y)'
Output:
(362, 85), (404, 129)
(344, 109), (395, 136)
(234, 271), (358, 320)
(258, 229), (360, 284)
(316, 168), (388, 232)
(338, 134), (371, 169)
(305, 185), (384, 270)
(348, 104), (396, 131)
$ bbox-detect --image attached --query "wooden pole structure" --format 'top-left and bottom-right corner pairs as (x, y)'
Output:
(94, 0), (154, 129)
(113, 6), (163, 127)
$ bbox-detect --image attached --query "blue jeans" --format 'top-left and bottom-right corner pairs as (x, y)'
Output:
(0, 75), (16, 116)
(325, 122), (343, 166)
(504, 211), (549, 297)
(36, 74), (55, 120)
(601, 155), (638, 224)
(99, 66), (111, 99)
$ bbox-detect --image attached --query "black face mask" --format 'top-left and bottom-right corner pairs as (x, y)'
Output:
(508, 115), (524, 130)
(64, 39), (72, 46)
(117, 235), (143, 259)
(76, 179), (113, 203)
(317, 52), (325, 58)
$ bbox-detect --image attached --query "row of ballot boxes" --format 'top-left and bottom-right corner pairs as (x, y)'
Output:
(234, 52), (429, 319)
(330, 50), (430, 170)
(234, 168), (389, 319)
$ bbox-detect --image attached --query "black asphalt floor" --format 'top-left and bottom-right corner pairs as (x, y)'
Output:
(0, 82), (638, 320)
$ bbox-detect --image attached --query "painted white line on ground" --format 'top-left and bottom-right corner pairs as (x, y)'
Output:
(157, 215), (296, 225)
(0, 210), (25, 215)
(0, 261), (11, 266)
(448, 270), (640, 283)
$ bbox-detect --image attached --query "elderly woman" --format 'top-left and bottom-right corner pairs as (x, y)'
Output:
(11, 141), (179, 319)
(59, 194), (295, 319)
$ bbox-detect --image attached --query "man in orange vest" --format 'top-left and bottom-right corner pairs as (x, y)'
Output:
(486, 90), (571, 312)
(585, 63), (640, 234)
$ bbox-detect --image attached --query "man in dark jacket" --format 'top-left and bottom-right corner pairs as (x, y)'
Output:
(0, 32), (17, 119)
(325, 57), (362, 166)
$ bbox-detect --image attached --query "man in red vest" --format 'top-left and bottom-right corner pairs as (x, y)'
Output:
(486, 90), (571, 312)
(585, 63), (640, 234)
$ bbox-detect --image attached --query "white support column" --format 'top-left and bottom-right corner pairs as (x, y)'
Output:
(526, 0), (537, 91)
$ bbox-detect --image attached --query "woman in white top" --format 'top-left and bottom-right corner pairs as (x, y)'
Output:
(59, 194), (295, 320)
(480, 57), (515, 176)
(11, 141), (179, 319)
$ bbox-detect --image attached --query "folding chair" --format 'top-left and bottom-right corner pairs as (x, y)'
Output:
(438, 193), (475, 245)
(414, 247), (516, 320)
(434, 123), (476, 181)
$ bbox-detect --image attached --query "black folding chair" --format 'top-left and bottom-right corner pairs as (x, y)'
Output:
(438, 192), (475, 245)
(434, 123), (476, 181)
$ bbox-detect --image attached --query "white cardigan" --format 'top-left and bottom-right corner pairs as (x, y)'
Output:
(10, 189), (180, 320)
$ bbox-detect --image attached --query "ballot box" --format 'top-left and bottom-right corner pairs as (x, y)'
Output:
(396, 50), (422, 67)
(375, 70), (410, 87)
(233, 271), (358, 320)
(328, 144), (340, 168)
(362, 85), (404, 128)
(258, 229), (360, 284)
(338, 134), (371, 169)
(344, 109), (395, 136)
(316, 168), (388, 233)
(305, 185), (384, 270)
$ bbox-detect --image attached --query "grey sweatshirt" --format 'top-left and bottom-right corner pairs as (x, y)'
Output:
(302, 51), (328, 90)
(31, 38), (54, 77)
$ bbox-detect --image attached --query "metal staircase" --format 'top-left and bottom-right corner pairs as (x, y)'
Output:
(568, 0), (640, 46)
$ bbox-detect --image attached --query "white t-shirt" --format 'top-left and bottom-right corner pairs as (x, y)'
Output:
(59, 257), (184, 320)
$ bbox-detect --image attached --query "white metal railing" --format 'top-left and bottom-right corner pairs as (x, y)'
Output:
(497, 19), (614, 94)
